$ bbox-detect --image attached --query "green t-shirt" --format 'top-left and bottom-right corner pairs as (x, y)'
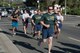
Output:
(41, 13), (57, 28)
(32, 14), (42, 24)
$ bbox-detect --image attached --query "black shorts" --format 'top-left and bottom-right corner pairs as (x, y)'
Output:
(22, 19), (28, 27)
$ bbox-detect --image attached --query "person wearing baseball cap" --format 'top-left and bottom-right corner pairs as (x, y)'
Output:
(54, 4), (61, 14)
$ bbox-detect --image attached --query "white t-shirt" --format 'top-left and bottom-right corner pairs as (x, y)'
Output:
(56, 15), (64, 23)
(22, 13), (30, 19)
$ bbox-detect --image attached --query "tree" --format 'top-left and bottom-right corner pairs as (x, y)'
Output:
(24, 0), (37, 7)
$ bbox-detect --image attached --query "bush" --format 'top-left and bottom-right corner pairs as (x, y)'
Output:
(66, 7), (80, 15)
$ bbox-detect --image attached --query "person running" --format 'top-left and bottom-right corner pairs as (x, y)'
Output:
(31, 9), (42, 39)
(30, 10), (37, 34)
(21, 9), (30, 34)
(55, 7), (64, 39)
(38, 6), (58, 53)
(54, 4), (60, 14)
(10, 8), (20, 36)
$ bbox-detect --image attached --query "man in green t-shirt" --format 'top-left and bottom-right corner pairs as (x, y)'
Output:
(31, 10), (42, 39)
(38, 6), (58, 53)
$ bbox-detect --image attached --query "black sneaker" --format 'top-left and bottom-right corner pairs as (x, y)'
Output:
(38, 40), (42, 46)
(12, 32), (16, 36)
(53, 35), (58, 39)
(30, 32), (33, 35)
(37, 38), (40, 40)
(33, 33), (36, 37)
(55, 36), (58, 39)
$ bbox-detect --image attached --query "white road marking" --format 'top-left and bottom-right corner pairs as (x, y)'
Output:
(68, 37), (80, 43)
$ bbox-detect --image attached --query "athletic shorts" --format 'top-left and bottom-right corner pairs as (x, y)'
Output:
(12, 21), (18, 28)
(22, 19), (28, 27)
(34, 24), (42, 31)
(58, 23), (62, 29)
(42, 27), (54, 39)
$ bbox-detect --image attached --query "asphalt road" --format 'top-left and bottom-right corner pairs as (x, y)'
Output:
(0, 15), (80, 53)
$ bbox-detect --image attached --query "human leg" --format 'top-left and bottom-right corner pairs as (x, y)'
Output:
(48, 37), (53, 53)
(23, 26), (27, 34)
(37, 25), (42, 39)
(55, 23), (62, 39)
(38, 29), (47, 46)
(12, 21), (18, 35)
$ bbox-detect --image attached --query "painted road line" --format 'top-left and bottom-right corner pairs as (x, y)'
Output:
(68, 37), (80, 43)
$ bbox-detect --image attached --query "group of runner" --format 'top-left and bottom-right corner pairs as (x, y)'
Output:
(10, 4), (64, 53)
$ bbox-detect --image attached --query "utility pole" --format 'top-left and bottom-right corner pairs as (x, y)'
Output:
(37, 0), (40, 9)
(65, 0), (67, 15)
(3, 0), (4, 7)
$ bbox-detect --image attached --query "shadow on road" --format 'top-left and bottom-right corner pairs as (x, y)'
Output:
(14, 29), (40, 41)
(54, 41), (80, 53)
(16, 33), (34, 39)
(44, 48), (64, 53)
(0, 31), (12, 36)
(15, 29), (37, 40)
(1, 29), (38, 41)
(9, 29), (24, 34)
(13, 40), (44, 53)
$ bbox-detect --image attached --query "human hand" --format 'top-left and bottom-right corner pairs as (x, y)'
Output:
(45, 24), (50, 28)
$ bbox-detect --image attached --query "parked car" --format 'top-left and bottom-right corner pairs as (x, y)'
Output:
(1, 9), (8, 17)
(6, 7), (14, 14)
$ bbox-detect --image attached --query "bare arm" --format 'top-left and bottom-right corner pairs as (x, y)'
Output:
(40, 21), (50, 28)
(58, 12), (64, 22)
(10, 16), (19, 21)
(10, 16), (13, 20)
(31, 19), (35, 25)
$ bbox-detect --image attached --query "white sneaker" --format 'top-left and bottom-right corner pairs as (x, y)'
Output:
(48, 52), (51, 53)
(13, 32), (16, 36)
(24, 32), (27, 35)
(14, 32), (16, 35)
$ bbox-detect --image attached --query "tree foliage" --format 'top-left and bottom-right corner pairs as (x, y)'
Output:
(0, 0), (80, 15)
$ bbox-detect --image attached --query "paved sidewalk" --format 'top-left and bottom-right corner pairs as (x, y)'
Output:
(0, 29), (21, 53)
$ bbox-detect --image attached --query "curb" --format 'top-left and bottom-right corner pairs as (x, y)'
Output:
(0, 29), (21, 53)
